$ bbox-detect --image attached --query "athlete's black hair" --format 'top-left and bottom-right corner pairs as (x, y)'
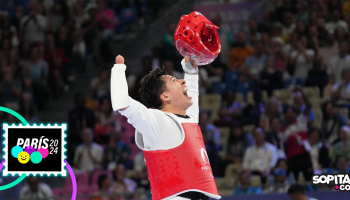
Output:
(138, 67), (168, 109)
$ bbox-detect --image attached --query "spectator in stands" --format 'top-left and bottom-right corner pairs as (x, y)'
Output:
(0, 71), (22, 116)
(260, 57), (284, 96)
(248, 19), (262, 45)
(126, 68), (137, 95)
(67, 93), (96, 156)
(318, 31), (338, 69)
(289, 36), (315, 80)
(309, 11), (319, 28)
(265, 168), (289, 194)
(24, 45), (49, 83)
(133, 151), (145, 173)
(92, 174), (114, 200)
(281, 86), (313, 182)
(102, 129), (131, 170)
(233, 170), (263, 195)
(71, 31), (87, 73)
(294, 2), (309, 22)
(295, 21), (308, 38)
(224, 124), (253, 171)
(288, 184), (318, 200)
(275, 158), (296, 183)
(72, 3), (89, 29)
(234, 74), (253, 100)
(44, 33), (68, 98)
(266, 117), (286, 158)
(242, 127), (278, 184)
(272, 22), (287, 43)
(0, 38), (13, 61)
(282, 12), (296, 36)
(11, 6), (24, 32)
(199, 111), (221, 175)
(308, 127), (330, 173)
(331, 126), (350, 161)
(19, 176), (53, 200)
(292, 91), (315, 124)
(162, 22), (182, 71)
(82, 6), (102, 65)
(163, 60), (183, 79)
(308, 26), (320, 53)
(243, 40), (267, 79)
(242, 89), (265, 126)
(335, 26), (348, 44)
(327, 41), (350, 84)
(132, 56), (152, 101)
(1, 23), (19, 48)
(55, 25), (73, 59)
(201, 58), (225, 91)
(49, 1), (66, 32)
(216, 91), (243, 126)
(73, 128), (103, 172)
(91, 68), (111, 99)
(271, 37), (287, 71)
(20, 0), (48, 44)
(94, 98), (119, 143)
(332, 69), (350, 106)
(113, 164), (137, 194)
(134, 167), (151, 200)
(229, 31), (255, 69)
(134, 167), (149, 191)
(260, 98), (282, 132)
(96, 0), (115, 41)
(211, 14), (232, 65)
(326, 9), (348, 33)
(333, 155), (350, 173)
(321, 101), (347, 144)
(274, 0), (295, 24)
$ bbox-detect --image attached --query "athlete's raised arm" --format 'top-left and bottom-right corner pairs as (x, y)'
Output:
(110, 55), (165, 146)
(182, 57), (199, 123)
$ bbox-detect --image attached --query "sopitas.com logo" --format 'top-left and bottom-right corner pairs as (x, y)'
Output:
(313, 174), (350, 191)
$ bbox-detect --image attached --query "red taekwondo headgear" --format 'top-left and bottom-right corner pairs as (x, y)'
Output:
(174, 11), (221, 66)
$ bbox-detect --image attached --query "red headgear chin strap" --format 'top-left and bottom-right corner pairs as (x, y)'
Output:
(174, 11), (221, 65)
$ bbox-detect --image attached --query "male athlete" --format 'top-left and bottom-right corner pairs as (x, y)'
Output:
(111, 55), (220, 200)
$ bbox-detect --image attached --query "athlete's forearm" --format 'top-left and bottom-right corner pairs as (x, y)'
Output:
(185, 73), (199, 122)
(111, 64), (130, 111)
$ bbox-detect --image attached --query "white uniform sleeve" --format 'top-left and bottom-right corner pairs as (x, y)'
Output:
(185, 73), (199, 123)
(119, 97), (164, 146)
(111, 64), (130, 111)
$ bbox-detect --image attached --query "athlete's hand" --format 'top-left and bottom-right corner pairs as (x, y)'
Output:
(181, 56), (198, 75)
(116, 55), (124, 64)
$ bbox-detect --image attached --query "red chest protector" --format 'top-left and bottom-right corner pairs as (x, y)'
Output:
(143, 123), (220, 200)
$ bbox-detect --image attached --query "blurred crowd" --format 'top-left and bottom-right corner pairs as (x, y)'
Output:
(0, 0), (156, 122)
(5, 0), (350, 199)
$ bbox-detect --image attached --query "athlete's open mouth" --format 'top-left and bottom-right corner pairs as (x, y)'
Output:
(183, 87), (189, 97)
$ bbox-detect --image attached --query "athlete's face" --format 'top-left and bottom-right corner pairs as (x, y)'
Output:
(161, 75), (193, 111)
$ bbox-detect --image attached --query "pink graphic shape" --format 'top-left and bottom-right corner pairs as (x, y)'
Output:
(335, 185), (339, 189)
(37, 147), (49, 158)
(24, 146), (36, 156)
